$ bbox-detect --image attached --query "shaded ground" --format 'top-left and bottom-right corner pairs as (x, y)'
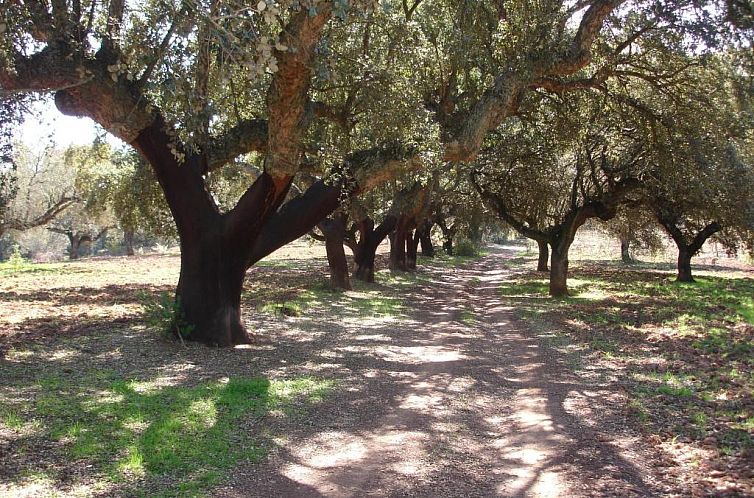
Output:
(1, 242), (751, 496)
(218, 246), (668, 497)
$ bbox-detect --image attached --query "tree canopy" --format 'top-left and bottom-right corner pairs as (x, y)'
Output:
(2, 0), (752, 344)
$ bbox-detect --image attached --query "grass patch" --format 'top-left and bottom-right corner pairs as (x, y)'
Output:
(0, 259), (69, 277)
(459, 309), (476, 325)
(11, 374), (333, 497)
(498, 262), (754, 461)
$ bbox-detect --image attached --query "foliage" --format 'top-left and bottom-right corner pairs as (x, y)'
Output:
(108, 149), (176, 239)
(453, 237), (480, 257)
(1, 141), (76, 238)
(140, 292), (195, 340)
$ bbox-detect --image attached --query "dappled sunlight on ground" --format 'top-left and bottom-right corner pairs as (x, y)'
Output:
(215, 246), (663, 497)
(4, 240), (748, 496)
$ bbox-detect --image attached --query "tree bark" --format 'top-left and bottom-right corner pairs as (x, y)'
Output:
(676, 247), (694, 283)
(620, 236), (632, 263)
(175, 234), (250, 346)
(443, 237), (454, 255)
(655, 212), (721, 284)
(389, 224), (409, 271)
(417, 222), (434, 257)
(354, 244), (378, 282)
(549, 246), (570, 297)
(537, 239), (549, 272)
(407, 230), (419, 270)
(68, 234), (82, 260)
(319, 214), (351, 290)
(353, 215), (397, 282)
(124, 228), (135, 256)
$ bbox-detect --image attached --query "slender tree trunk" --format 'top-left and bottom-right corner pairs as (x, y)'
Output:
(407, 230), (419, 270)
(68, 234), (81, 260)
(124, 228), (135, 256)
(443, 236), (454, 255)
(676, 247), (694, 283)
(536, 239), (549, 272)
(549, 245), (570, 297)
(320, 215), (351, 290)
(620, 236), (632, 263)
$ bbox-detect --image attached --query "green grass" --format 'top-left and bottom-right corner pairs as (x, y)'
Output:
(8, 374), (333, 497)
(499, 263), (754, 458)
(253, 277), (406, 320)
(0, 406), (25, 429)
(0, 259), (69, 277)
(459, 309), (476, 325)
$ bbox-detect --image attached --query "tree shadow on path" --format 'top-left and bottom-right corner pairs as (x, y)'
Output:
(216, 245), (666, 497)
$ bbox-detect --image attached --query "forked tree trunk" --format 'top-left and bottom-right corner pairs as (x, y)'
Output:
(676, 248), (694, 283)
(620, 236), (632, 263)
(353, 215), (396, 282)
(549, 246), (570, 297)
(536, 239), (549, 272)
(417, 222), (434, 257)
(67, 233), (91, 260)
(657, 217), (721, 284)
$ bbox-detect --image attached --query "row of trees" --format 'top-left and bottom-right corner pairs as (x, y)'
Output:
(1, 140), (174, 259)
(2, 0), (753, 345)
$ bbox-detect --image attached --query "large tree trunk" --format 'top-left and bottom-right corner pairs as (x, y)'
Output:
(320, 214), (351, 290)
(536, 239), (549, 272)
(67, 233), (90, 260)
(549, 246), (569, 297)
(354, 244), (378, 282)
(676, 247), (694, 283)
(175, 235), (250, 346)
(620, 236), (632, 263)
(68, 234), (81, 260)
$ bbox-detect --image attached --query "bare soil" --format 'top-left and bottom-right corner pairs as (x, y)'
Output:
(215, 246), (677, 497)
(1, 242), (750, 497)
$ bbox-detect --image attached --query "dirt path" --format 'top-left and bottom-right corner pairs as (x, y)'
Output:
(217, 247), (668, 497)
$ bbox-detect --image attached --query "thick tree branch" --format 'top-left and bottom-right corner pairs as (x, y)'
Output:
(547, 0), (625, 76)
(690, 222), (722, 254)
(247, 142), (423, 264)
(206, 119), (268, 171)
(4, 196), (76, 232)
(265, 3), (333, 178)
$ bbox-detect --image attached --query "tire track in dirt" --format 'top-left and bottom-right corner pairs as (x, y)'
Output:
(216, 246), (664, 497)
